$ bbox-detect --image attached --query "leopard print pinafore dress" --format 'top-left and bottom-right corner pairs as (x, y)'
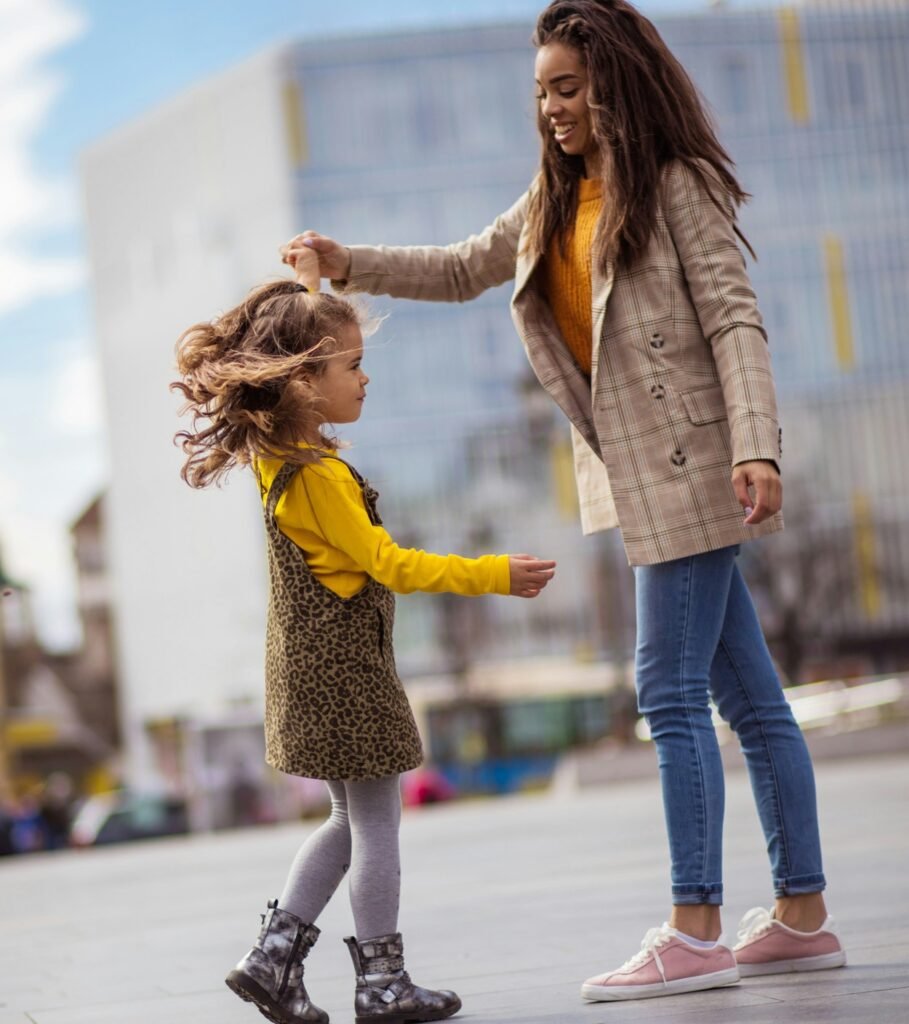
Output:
(261, 457), (424, 781)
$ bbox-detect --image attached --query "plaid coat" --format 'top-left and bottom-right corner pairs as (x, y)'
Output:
(340, 160), (783, 565)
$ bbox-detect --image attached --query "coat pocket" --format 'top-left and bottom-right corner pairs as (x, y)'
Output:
(680, 384), (727, 425)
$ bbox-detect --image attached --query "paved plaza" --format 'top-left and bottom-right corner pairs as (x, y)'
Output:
(1, 751), (906, 1024)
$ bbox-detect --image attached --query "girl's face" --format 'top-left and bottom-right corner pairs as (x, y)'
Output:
(534, 41), (600, 175)
(309, 322), (369, 432)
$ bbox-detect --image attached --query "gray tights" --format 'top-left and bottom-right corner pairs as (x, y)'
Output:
(278, 774), (402, 939)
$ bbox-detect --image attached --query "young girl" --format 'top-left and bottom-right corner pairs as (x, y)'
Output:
(281, 0), (845, 1004)
(172, 246), (556, 1024)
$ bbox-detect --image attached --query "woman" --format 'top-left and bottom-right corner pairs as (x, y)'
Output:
(281, 0), (845, 1003)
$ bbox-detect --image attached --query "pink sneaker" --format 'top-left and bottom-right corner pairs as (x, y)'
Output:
(734, 907), (846, 976)
(581, 924), (740, 1002)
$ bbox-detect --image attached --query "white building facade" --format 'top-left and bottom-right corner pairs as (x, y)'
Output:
(82, 50), (302, 785)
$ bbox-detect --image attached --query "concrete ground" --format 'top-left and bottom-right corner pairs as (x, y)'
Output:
(0, 751), (906, 1024)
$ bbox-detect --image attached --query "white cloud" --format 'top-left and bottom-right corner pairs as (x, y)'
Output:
(0, 0), (88, 315)
(49, 337), (106, 436)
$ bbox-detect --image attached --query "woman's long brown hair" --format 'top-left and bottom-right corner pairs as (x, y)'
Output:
(172, 281), (365, 488)
(525, 0), (754, 270)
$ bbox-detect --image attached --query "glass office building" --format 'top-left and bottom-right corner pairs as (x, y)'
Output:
(286, 4), (909, 673)
(84, 5), (909, 785)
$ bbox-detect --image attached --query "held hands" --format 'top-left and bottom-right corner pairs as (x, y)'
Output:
(281, 231), (351, 282)
(508, 555), (557, 599)
(732, 460), (782, 525)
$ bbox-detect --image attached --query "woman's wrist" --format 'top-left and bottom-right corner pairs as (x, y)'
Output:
(339, 246), (352, 281)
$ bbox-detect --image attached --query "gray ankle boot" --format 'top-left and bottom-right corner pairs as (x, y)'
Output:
(225, 899), (328, 1024)
(344, 933), (461, 1024)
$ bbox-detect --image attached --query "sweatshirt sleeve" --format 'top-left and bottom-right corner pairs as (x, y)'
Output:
(282, 459), (511, 597)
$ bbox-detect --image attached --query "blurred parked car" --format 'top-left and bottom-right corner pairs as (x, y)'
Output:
(69, 791), (189, 847)
(401, 766), (456, 807)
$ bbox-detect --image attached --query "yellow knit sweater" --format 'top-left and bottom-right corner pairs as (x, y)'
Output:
(541, 176), (603, 376)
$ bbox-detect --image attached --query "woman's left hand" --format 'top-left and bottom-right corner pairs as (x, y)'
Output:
(732, 460), (782, 525)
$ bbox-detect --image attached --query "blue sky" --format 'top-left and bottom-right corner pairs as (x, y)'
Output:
(0, 0), (773, 648)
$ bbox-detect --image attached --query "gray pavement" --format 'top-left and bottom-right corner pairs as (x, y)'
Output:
(1, 752), (907, 1024)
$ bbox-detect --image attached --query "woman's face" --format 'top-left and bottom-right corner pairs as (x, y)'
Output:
(535, 41), (599, 174)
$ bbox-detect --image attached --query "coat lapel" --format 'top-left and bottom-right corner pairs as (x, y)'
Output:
(589, 240), (614, 393)
(511, 234), (600, 454)
(512, 240), (538, 301)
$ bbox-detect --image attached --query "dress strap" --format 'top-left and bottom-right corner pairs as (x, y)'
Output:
(264, 462), (300, 517)
(335, 457), (368, 485)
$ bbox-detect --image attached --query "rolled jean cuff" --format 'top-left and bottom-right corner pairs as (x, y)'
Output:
(672, 884), (723, 906)
(773, 873), (826, 897)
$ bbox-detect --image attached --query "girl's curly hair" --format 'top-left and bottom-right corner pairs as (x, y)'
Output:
(172, 280), (368, 488)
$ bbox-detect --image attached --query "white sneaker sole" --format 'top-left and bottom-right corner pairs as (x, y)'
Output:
(581, 966), (740, 1002)
(736, 950), (847, 976)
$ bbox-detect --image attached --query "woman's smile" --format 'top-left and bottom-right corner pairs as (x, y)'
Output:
(552, 121), (578, 143)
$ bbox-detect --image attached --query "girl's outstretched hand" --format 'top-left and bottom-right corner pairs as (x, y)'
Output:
(280, 231), (351, 281)
(508, 554), (556, 598)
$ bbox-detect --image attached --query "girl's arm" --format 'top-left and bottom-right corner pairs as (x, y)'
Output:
(289, 459), (554, 598)
(281, 191), (530, 304)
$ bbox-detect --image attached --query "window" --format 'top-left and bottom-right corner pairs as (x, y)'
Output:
(721, 55), (750, 117)
(823, 54), (869, 118)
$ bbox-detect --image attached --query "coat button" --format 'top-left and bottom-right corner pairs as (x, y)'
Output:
(671, 450), (686, 466)
(650, 333), (665, 349)
(650, 384), (665, 399)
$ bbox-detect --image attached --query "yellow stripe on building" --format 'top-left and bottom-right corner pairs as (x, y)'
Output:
(823, 234), (855, 370)
(5, 719), (58, 747)
(282, 80), (308, 168)
(778, 8), (810, 124)
(852, 492), (881, 619)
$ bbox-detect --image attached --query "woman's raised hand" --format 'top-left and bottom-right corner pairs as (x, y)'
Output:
(290, 243), (321, 292)
(280, 231), (351, 282)
(508, 555), (557, 599)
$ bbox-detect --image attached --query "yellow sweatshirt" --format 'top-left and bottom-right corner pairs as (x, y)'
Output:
(541, 176), (603, 376)
(254, 452), (511, 599)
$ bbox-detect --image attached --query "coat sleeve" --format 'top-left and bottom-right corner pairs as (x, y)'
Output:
(662, 160), (782, 468)
(331, 191), (530, 303)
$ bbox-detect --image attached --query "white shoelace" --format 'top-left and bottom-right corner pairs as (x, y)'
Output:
(619, 923), (676, 982)
(737, 906), (774, 944)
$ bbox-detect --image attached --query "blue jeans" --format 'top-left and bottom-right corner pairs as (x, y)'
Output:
(634, 545), (826, 905)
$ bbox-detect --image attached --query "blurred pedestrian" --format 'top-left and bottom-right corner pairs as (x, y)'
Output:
(7, 794), (44, 854)
(38, 772), (75, 850)
(171, 245), (555, 1024)
(282, 0), (845, 1004)
(0, 797), (17, 856)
